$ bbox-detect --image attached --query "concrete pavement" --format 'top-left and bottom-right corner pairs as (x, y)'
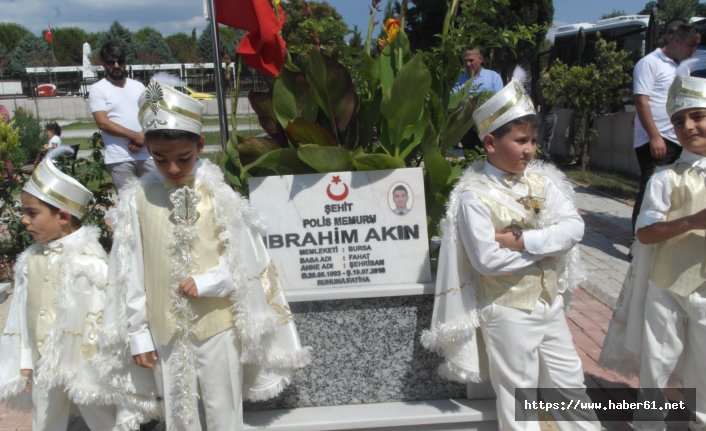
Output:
(0, 180), (649, 431)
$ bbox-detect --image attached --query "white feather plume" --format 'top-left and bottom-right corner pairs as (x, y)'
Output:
(676, 57), (699, 77)
(511, 65), (528, 84)
(45, 145), (74, 160)
(151, 72), (186, 87)
(676, 56), (706, 78)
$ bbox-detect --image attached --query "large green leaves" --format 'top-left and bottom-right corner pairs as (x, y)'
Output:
(285, 118), (337, 147)
(244, 148), (314, 176)
(439, 98), (476, 152)
(352, 153), (406, 171)
(273, 67), (317, 129)
(379, 54), (431, 158)
(297, 144), (353, 172)
(307, 49), (357, 138)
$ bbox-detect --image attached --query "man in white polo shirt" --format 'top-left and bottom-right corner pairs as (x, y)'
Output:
(89, 42), (155, 191)
(631, 23), (699, 231)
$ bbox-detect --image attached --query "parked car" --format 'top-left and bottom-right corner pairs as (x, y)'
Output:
(36, 83), (57, 97)
(173, 85), (214, 100)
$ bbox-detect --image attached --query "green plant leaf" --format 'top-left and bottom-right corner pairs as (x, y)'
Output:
(421, 127), (451, 197)
(286, 118), (337, 147)
(307, 49), (357, 136)
(297, 144), (353, 172)
(235, 135), (282, 165)
(243, 148), (313, 175)
(440, 98), (476, 152)
(380, 54), (431, 157)
(248, 90), (280, 137)
(351, 152), (405, 171)
(379, 46), (394, 99)
(360, 53), (380, 100)
(273, 67), (318, 130)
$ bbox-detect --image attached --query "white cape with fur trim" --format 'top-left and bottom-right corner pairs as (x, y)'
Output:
(598, 242), (654, 379)
(0, 227), (153, 428)
(106, 159), (310, 406)
(421, 160), (585, 382)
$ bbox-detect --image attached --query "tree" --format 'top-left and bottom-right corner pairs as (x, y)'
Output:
(639, 0), (700, 25)
(542, 37), (632, 171)
(7, 35), (51, 77)
(219, 27), (244, 58)
(197, 26), (217, 61)
(166, 32), (196, 63)
(601, 9), (627, 19)
(406, 0), (550, 79)
(137, 33), (175, 65)
(405, 0), (446, 51)
(0, 23), (32, 55)
(280, 0), (349, 67)
(51, 27), (91, 66)
(94, 21), (138, 63)
(134, 27), (162, 46)
(0, 43), (8, 77)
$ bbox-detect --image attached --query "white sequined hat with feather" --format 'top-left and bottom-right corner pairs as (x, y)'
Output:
(472, 66), (536, 138)
(23, 147), (93, 218)
(138, 74), (205, 135)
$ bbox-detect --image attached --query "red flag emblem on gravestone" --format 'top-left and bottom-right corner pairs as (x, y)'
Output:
(214, 0), (286, 77)
(44, 25), (53, 43)
(326, 175), (349, 201)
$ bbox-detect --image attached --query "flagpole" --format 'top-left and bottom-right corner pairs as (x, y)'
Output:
(205, 0), (229, 151)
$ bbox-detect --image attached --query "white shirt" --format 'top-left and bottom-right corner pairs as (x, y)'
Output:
(89, 78), (149, 164)
(633, 48), (679, 147)
(635, 150), (706, 230)
(457, 162), (585, 276)
(47, 134), (61, 149)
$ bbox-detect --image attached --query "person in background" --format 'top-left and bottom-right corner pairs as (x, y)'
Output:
(630, 23), (700, 232)
(43, 122), (62, 150)
(453, 48), (505, 151)
(89, 42), (155, 191)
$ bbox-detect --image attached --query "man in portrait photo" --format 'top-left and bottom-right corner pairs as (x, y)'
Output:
(392, 185), (411, 215)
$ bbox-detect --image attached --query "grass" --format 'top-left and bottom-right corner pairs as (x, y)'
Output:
(561, 165), (638, 203)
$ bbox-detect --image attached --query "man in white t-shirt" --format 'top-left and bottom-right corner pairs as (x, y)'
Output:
(631, 23), (699, 230)
(89, 42), (155, 191)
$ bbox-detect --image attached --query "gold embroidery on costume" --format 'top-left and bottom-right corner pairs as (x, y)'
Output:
(517, 195), (545, 214)
(168, 185), (201, 428)
(260, 263), (293, 325)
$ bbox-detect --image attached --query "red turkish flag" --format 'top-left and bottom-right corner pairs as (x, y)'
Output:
(215, 0), (286, 77)
(44, 26), (53, 43)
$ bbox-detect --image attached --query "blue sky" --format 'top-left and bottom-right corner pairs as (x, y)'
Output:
(325, 0), (654, 40)
(0, 0), (660, 39)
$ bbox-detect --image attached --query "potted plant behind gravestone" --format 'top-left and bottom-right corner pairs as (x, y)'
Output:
(221, 0), (542, 234)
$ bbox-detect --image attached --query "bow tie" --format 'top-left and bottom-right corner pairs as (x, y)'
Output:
(501, 174), (527, 188)
(42, 243), (64, 255)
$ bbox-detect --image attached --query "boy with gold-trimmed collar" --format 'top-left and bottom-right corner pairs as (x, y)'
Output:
(601, 73), (706, 431)
(0, 151), (131, 430)
(423, 72), (599, 430)
(107, 77), (310, 430)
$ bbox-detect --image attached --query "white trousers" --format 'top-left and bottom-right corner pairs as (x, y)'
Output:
(636, 283), (706, 431)
(479, 296), (600, 431)
(32, 384), (116, 431)
(154, 328), (243, 431)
